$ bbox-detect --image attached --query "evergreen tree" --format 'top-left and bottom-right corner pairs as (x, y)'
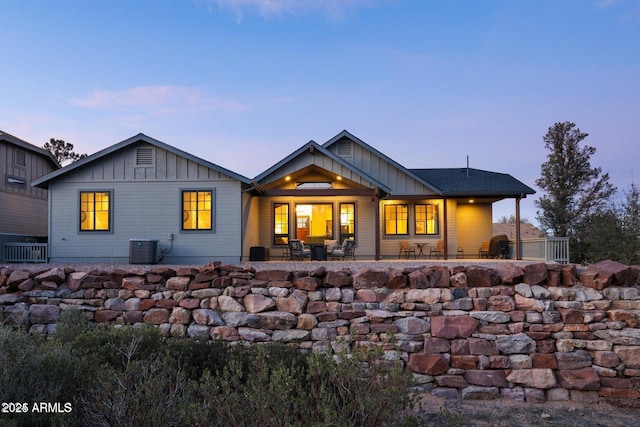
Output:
(43, 138), (87, 166)
(535, 121), (616, 238)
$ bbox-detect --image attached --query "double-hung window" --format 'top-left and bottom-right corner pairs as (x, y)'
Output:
(384, 204), (408, 235)
(415, 204), (438, 235)
(274, 203), (289, 245)
(339, 203), (355, 242)
(80, 191), (111, 231)
(182, 190), (213, 231)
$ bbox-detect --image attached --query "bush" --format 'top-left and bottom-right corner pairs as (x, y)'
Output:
(1, 322), (423, 427)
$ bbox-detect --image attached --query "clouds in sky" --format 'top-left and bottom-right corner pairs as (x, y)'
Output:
(205, 0), (378, 20)
(69, 86), (292, 116)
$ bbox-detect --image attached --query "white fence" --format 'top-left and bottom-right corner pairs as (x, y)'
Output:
(513, 237), (570, 263)
(3, 243), (48, 263)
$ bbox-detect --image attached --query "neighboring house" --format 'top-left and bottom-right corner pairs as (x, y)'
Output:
(0, 131), (59, 262)
(32, 134), (252, 264)
(245, 130), (535, 260)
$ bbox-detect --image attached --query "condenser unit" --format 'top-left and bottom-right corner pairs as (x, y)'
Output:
(129, 239), (158, 264)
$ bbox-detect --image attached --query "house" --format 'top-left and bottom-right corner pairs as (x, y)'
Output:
(245, 130), (535, 260)
(32, 134), (252, 264)
(0, 131), (59, 262)
(33, 130), (535, 264)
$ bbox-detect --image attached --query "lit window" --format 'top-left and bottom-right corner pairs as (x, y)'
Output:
(274, 203), (289, 245)
(295, 203), (333, 242)
(415, 204), (438, 235)
(339, 203), (355, 242)
(182, 190), (213, 230)
(384, 204), (408, 235)
(80, 191), (111, 231)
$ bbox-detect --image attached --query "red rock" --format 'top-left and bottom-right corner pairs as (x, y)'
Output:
(486, 295), (515, 311)
(409, 353), (449, 375)
(556, 367), (600, 391)
(435, 375), (468, 388)
(254, 270), (293, 282)
(466, 267), (501, 287)
(292, 276), (319, 291)
(353, 269), (387, 289)
(431, 315), (479, 339)
(463, 370), (508, 387)
(155, 299), (178, 308)
(599, 388), (640, 399)
(532, 353), (557, 369)
(123, 311), (143, 324)
(143, 308), (170, 324)
(492, 264), (524, 285)
(94, 310), (119, 323)
(179, 298), (201, 309)
(468, 337), (499, 355)
(591, 260), (636, 287)
(450, 355), (479, 370)
(424, 337), (450, 353)
(523, 263), (548, 285)
(324, 270), (351, 287)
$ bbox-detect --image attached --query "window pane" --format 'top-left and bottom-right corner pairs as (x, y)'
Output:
(80, 191), (110, 231)
(295, 204), (333, 241)
(182, 191), (212, 230)
(385, 204), (408, 235)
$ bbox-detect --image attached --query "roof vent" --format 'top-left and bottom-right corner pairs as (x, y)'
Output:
(15, 149), (26, 167)
(136, 147), (153, 165)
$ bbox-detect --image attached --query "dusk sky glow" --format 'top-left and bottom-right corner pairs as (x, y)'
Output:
(2, 0), (639, 225)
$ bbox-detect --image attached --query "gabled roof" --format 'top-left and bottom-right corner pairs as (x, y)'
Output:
(323, 130), (443, 195)
(32, 133), (251, 189)
(0, 130), (59, 167)
(254, 139), (392, 193)
(410, 168), (535, 198)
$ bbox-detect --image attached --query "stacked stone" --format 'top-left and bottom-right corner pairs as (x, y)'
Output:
(1, 260), (640, 405)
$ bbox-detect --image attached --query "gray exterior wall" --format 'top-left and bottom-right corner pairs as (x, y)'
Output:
(326, 138), (438, 196)
(0, 140), (55, 236)
(46, 143), (245, 264)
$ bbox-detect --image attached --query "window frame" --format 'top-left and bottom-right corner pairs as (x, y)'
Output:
(294, 202), (334, 241)
(384, 204), (409, 236)
(339, 202), (356, 243)
(78, 190), (113, 233)
(414, 203), (439, 235)
(180, 189), (215, 233)
(273, 202), (290, 245)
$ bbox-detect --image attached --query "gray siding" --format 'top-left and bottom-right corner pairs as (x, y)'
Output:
(0, 140), (55, 236)
(47, 143), (245, 264)
(327, 138), (437, 195)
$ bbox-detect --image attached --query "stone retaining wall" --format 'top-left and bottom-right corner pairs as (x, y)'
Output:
(2, 260), (640, 406)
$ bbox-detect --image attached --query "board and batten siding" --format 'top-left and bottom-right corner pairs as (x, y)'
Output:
(46, 143), (245, 264)
(241, 192), (261, 261)
(327, 139), (437, 196)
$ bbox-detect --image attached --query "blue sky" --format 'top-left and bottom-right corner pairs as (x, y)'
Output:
(2, 0), (639, 225)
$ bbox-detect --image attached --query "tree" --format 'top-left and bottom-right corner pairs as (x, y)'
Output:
(497, 214), (531, 224)
(43, 138), (87, 166)
(535, 121), (616, 238)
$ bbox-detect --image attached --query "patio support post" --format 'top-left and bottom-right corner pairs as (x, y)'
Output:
(515, 195), (522, 260)
(443, 198), (448, 260)
(373, 189), (381, 260)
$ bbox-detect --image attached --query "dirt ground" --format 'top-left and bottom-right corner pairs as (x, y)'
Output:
(415, 394), (640, 427)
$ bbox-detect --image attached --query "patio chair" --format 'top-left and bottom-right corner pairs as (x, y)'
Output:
(479, 241), (490, 258)
(330, 238), (356, 260)
(324, 239), (339, 255)
(429, 240), (445, 259)
(288, 239), (311, 261)
(398, 240), (416, 259)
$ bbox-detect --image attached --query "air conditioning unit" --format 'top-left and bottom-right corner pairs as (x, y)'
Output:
(129, 239), (158, 264)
